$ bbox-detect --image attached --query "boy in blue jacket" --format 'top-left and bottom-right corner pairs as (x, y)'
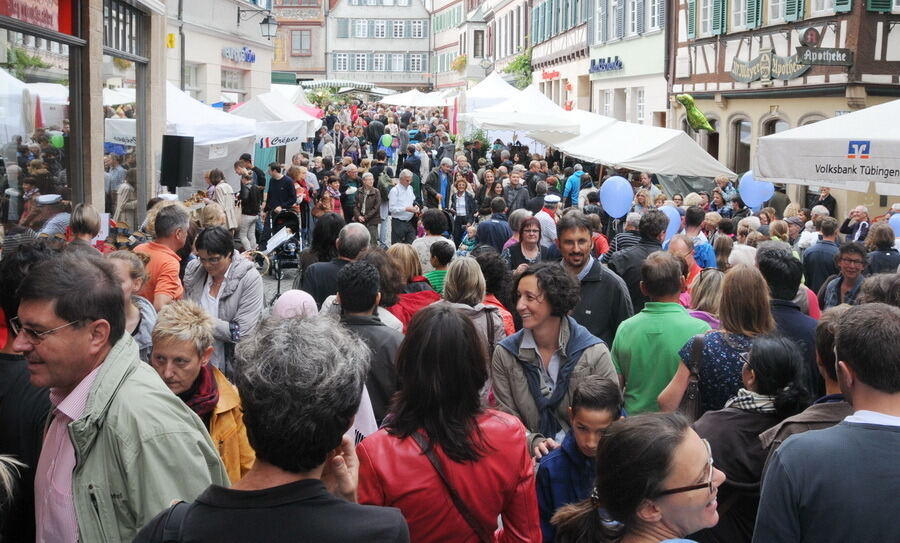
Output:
(536, 375), (623, 542)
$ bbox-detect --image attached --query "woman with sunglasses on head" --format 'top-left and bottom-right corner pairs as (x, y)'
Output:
(183, 226), (264, 378)
(553, 413), (726, 543)
(689, 335), (810, 543)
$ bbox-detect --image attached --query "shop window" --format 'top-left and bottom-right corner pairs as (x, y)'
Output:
(731, 119), (752, 175)
(291, 30), (311, 55)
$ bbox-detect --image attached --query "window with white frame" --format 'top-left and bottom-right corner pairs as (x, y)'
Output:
(373, 53), (386, 70)
(732, 0), (747, 28)
(355, 20), (368, 37)
(411, 20), (424, 38)
(397, 0), (409, 4)
(409, 53), (423, 72)
(365, 0), (376, 5)
(393, 20), (405, 38)
(335, 53), (349, 71)
(813, 0), (834, 12)
(635, 88), (645, 123)
(355, 53), (368, 71)
(894, 0), (900, 11)
(603, 90), (613, 116)
(391, 53), (404, 71)
(594, 0), (606, 42)
(221, 68), (245, 90)
(700, 0), (712, 34)
(628, 0), (638, 34)
(769, 0), (784, 20)
(649, 0), (661, 29)
(374, 20), (386, 38)
(382, 0), (395, 5)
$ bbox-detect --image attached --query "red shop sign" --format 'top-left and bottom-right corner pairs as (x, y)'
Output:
(0, 0), (76, 36)
(542, 70), (560, 80)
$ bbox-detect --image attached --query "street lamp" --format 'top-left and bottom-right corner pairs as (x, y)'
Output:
(237, 7), (278, 40)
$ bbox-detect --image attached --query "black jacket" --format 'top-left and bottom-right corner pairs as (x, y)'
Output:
(866, 248), (900, 274)
(571, 260), (634, 345)
(265, 175), (297, 212)
(504, 185), (530, 213)
(300, 258), (350, 308)
(606, 238), (663, 312)
(449, 191), (477, 223)
(340, 315), (404, 425)
(771, 299), (821, 398)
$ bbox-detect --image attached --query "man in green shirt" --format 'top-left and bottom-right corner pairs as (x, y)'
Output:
(424, 241), (454, 295)
(611, 251), (710, 414)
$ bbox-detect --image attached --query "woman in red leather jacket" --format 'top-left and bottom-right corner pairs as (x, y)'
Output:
(357, 303), (542, 543)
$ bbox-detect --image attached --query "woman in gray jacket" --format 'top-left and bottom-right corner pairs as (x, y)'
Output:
(184, 226), (264, 377)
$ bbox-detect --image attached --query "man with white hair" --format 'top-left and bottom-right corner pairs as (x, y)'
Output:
(601, 212), (642, 262)
(423, 157), (453, 209)
(300, 223), (372, 308)
(797, 205), (831, 251)
(524, 160), (546, 197)
(840, 205), (870, 243)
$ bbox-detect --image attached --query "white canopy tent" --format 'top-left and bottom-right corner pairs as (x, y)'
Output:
(756, 99), (900, 196)
(526, 110), (735, 178)
(270, 83), (313, 106)
(379, 89), (448, 108)
(229, 91), (322, 139)
(0, 69), (28, 146)
(462, 72), (520, 112)
(462, 84), (581, 136)
(102, 87), (136, 106)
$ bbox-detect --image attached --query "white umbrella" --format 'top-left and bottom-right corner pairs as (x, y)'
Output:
(756, 99), (900, 194)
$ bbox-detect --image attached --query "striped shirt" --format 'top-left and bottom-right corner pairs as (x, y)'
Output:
(602, 231), (641, 262)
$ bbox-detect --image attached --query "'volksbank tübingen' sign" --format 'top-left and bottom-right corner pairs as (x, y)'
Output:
(589, 56), (624, 73)
(730, 48), (809, 83)
(813, 141), (900, 181)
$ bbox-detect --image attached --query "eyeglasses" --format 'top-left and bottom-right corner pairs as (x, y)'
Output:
(199, 255), (226, 265)
(839, 258), (865, 266)
(10, 316), (81, 344)
(653, 439), (715, 497)
(523, 229), (541, 234)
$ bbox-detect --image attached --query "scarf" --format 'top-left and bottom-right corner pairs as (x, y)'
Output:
(724, 388), (776, 413)
(178, 365), (219, 424)
(327, 186), (341, 199)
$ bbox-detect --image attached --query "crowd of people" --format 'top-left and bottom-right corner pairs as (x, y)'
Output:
(0, 102), (899, 543)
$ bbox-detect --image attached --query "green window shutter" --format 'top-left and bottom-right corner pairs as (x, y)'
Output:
(867, 0), (891, 11)
(616, 0), (625, 37)
(687, 0), (696, 38)
(834, 0), (851, 10)
(368, 20), (375, 37)
(637, 0), (645, 34)
(404, 53), (410, 71)
(746, 0), (760, 28)
(337, 18), (349, 38)
(405, 20), (411, 38)
(711, 0), (725, 35)
(422, 19), (429, 37)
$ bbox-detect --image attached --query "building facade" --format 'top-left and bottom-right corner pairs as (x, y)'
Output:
(586, 0), (668, 124)
(273, 0), (329, 83)
(530, 0), (591, 110)
(432, 0), (490, 89)
(325, 0), (431, 89)
(167, 0), (275, 104)
(485, 0), (531, 73)
(669, 0), (900, 213)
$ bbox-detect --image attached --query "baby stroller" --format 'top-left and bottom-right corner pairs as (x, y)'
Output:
(252, 210), (301, 304)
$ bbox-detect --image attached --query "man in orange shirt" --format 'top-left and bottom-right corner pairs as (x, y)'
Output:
(135, 204), (189, 311)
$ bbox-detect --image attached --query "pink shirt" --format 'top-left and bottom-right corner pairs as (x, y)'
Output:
(35, 365), (102, 543)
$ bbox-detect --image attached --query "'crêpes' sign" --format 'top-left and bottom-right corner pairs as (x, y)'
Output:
(730, 49), (810, 83)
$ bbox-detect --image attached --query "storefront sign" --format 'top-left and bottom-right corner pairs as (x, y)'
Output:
(222, 46), (257, 63)
(542, 70), (560, 80)
(1, 0), (74, 35)
(258, 136), (300, 148)
(589, 56), (624, 73)
(730, 49), (809, 83)
(796, 47), (854, 66)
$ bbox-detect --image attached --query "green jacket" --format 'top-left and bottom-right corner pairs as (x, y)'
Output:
(69, 335), (229, 542)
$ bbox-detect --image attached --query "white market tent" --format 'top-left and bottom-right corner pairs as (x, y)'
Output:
(1, 69), (28, 144)
(525, 110), (735, 178)
(463, 84), (581, 136)
(229, 91), (322, 139)
(165, 82), (256, 145)
(379, 89), (448, 108)
(270, 83), (313, 107)
(103, 87), (136, 106)
(756, 99), (900, 196)
(24, 83), (68, 105)
(462, 71), (520, 112)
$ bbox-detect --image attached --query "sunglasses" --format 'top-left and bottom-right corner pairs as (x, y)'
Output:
(653, 439), (715, 497)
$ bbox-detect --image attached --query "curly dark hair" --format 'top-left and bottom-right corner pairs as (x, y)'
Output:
(473, 246), (512, 301)
(513, 262), (581, 317)
(421, 208), (449, 235)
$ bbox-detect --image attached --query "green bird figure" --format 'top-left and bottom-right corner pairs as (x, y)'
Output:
(677, 94), (715, 132)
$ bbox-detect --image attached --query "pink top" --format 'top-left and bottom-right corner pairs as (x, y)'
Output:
(35, 365), (102, 543)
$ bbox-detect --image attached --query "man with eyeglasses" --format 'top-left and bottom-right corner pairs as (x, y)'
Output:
(818, 241), (867, 309)
(15, 253), (228, 543)
(754, 303), (900, 543)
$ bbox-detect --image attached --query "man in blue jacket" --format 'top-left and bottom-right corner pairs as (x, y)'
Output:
(562, 164), (585, 207)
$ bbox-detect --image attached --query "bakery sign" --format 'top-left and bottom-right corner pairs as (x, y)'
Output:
(730, 48), (809, 83)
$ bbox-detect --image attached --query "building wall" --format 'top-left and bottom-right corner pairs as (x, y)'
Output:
(432, 0), (465, 88)
(166, 0), (275, 103)
(486, 0), (530, 71)
(325, 0), (432, 88)
(273, 1), (328, 81)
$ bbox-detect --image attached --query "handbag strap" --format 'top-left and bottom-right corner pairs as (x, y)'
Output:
(688, 333), (706, 378)
(411, 431), (494, 543)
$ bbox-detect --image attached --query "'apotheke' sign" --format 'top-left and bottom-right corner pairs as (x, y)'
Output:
(796, 47), (854, 66)
(222, 46), (257, 63)
(589, 56), (624, 73)
(730, 49), (809, 83)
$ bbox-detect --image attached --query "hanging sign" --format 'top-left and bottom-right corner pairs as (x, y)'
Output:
(730, 49), (809, 83)
(796, 47), (854, 66)
(1, 0), (74, 35)
(542, 70), (560, 80)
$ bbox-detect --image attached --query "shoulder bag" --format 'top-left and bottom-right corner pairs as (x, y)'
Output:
(677, 333), (706, 423)
(411, 431), (494, 543)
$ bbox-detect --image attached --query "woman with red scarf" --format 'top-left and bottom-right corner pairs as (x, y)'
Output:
(150, 300), (255, 483)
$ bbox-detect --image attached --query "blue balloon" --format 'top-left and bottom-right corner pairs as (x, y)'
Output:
(889, 213), (900, 238)
(738, 170), (775, 208)
(661, 204), (682, 242)
(600, 176), (633, 219)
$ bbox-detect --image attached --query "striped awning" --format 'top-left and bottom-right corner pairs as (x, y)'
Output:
(300, 80), (375, 90)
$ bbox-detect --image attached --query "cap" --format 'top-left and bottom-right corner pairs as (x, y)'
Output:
(544, 194), (561, 204)
(1, 228), (37, 255)
(785, 216), (804, 227)
(36, 194), (62, 206)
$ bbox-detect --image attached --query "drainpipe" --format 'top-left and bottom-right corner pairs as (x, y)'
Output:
(178, 0), (186, 91)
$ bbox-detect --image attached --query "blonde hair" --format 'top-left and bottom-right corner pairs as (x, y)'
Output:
(782, 203), (801, 219)
(145, 200), (178, 238)
(768, 220), (789, 242)
(198, 203), (226, 228)
(70, 203), (101, 237)
(634, 188), (650, 206)
(683, 192), (703, 207)
(719, 265), (775, 337)
(0, 455), (25, 505)
(107, 250), (149, 284)
(443, 257), (486, 306)
(704, 212), (723, 228)
(387, 243), (422, 283)
(690, 268), (724, 315)
(654, 193), (667, 206)
(152, 300), (215, 357)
